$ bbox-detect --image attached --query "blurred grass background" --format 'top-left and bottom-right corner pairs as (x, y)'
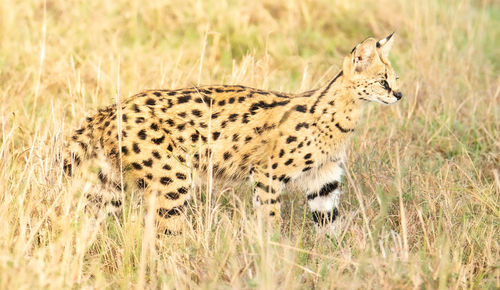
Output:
(0, 0), (498, 288)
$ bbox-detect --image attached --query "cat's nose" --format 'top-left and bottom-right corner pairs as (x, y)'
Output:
(394, 91), (403, 100)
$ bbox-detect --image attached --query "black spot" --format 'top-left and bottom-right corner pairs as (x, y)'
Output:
(167, 144), (173, 152)
(133, 104), (141, 113)
(279, 149), (285, 158)
(228, 97), (235, 104)
(177, 123), (186, 131)
(165, 119), (175, 126)
(157, 202), (187, 218)
(302, 167), (312, 172)
(133, 142), (141, 153)
(191, 133), (199, 142)
(131, 162), (142, 170)
(284, 159), (293, 166)
(262, 197), (281, 204)
(272, 163), (278, 169)
(150, 123), (159, 131)
(165, 192), (180, 200)
(162, 164), (172, 170)
(178, 112), (187, 118)
(203, 96), (213, 104)
(295, 122), (309, 131)
(177, 95), (191, 104)
(152, 151), (161, 159)
(178, 187), (188, 194)
(176, 172), (187, 180)
(177, 155), (186, 163)
(78, 142), (88, 151)
(212, 132), (220, 141)
(153, 92), (162, 97)
(304, 153), (312, 159)
(192, 109), (202, 117)
(228, 114), (238, 122)
(136, 178), (148, 189)
(295, 105), (307, 113)
(254, 127), (263, 134)
(238, 96), (245, 103)
(305, 160), (314, 165)
(242, 113), (250, 123)
(223, 152), (232, 160)
(136, 117), (145, 124)
(152, 135), (165, 145)
(145, 173), (153, 180)
(245, 136), (252, 142)
(232, 134), (239, 142)
(143, 159), (153, 167)
(255, 182), (276, 193)
(211, 112), (220, 119)
(146, 98), (156, 106)
(121, 146), (129, 155)
(138, 130), (147, 140)
(160, 177), (173, 185)
(286, 136), (297, 143)
(218, 100), (226, 106)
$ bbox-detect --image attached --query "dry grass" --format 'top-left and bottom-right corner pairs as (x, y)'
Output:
(1, 0), (499, 288)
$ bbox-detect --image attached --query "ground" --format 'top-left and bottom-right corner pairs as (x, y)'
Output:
(0, 0), (498, 288)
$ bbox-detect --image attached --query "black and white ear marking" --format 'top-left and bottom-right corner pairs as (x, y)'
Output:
(377, 32), (395, 58)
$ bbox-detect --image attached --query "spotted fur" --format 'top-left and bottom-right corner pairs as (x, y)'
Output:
(63, 34), (402, 235)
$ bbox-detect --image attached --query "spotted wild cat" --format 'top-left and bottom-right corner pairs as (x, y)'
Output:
(63, 33), (402, 235)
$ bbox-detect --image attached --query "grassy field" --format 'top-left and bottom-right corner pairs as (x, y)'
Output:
(1, 0), (499, 288)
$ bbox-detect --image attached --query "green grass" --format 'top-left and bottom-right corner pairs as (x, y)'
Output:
(0, 0), (499, 288)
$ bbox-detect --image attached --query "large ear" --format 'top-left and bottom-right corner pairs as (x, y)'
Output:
(349, 39), (377, 73)
(376, 32), (395, 59)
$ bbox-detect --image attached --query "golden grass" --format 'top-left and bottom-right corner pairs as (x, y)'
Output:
(0, 0), (498, 288)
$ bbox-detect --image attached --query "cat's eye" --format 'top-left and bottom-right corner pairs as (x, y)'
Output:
(379, 80), (391, 90)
